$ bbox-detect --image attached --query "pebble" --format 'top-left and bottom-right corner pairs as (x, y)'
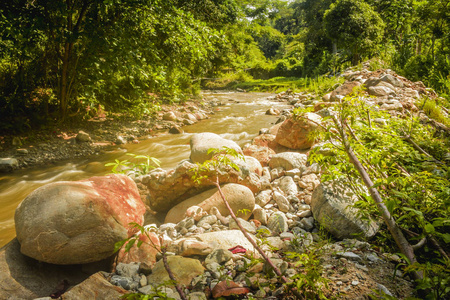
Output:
(351, 280), (359, 286)
(336, 251), (363, 262)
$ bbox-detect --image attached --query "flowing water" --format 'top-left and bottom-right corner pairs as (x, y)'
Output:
(0, 92), (290, 247)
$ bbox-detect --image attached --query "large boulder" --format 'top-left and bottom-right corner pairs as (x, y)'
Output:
(0, 238), (104, 299)
(311, 180), (379, 240)
(365, 77), (397, 97)
(275, 114), (322, 150)
(144, 160), (261, 212)
(61, 272), (127, 299)
(0, 157), (18, 173)
(15, 174), (146, 265)
(165, 184), (255, 224)
(190, 132), (243, 164)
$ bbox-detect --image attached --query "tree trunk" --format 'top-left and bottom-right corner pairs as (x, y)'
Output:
(59, 42), (71, 120)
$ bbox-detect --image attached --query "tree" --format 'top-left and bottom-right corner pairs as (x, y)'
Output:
(323, 0), (385, 65)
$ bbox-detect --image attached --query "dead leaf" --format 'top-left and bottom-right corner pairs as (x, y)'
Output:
(212, 280), (250, 298)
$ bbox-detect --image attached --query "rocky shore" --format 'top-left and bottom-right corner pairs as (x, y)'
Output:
(0, 99), (215, 172)
(3, 64), (447, 299)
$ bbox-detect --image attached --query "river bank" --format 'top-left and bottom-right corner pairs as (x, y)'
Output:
(0, 97), (218, 171)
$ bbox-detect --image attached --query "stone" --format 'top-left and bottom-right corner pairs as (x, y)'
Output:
(380, 74), (403, 88)
(297, 173), (320, 191)
(147, 256), (204, 287)
(285, 168), (301, 177)
(0, 238), (97, 299)
(165, 184), (255, 224)
(190, 132), (243, 164)
(267, 212), (289, 234)
(174, 239), (213, 256)
(275, 114), (322, 149)
(15, 174), (146, 264)
(205, 249), (233, 265)
(182, 230), (256, 253)
(329, 81), (361, 102)
(62, 272), (127, 299)
(365, 78), (397, 97)
(197, 215), (218, 228)
(299, 217), (315, 231)
(380, 102), (403, 111)
(266, 108), (280, 115)
(163, 111), (178, 121)
(110, 274), (138, 290)
(188, 291), (208, 300)
(0, 158), (18, 173)
(297, 210), (312, 218)
(242, 144), (276, 167)
(76, 131), (91, 143)
(322, 93), (331, 101)
(269, 152), (307, 170)
(273, 191), (290, 213)
(16, 148), (28, 155)
(229, 218), (256, 234)
(116, 136), (127, 145)
(169, 126), (184, 134)
(146, 160), (261, 212)
(274, 176), (298, 197)
(244, 155), (263, 176)
(311, 180), (379, 240)
(252, 205), (267, 225)
(403, 88), (420, 99)
(117, 231), (160, 267)
(184, 113), (198, 123)
(139, 286), (181, 299)
(336, 251), (363, 262)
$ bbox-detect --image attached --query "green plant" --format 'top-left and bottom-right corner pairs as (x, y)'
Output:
(105, 153), (161, 177)
(287, 244), (330, 299)
(417, 97), (450, 127)
(302, 90), (449, 287)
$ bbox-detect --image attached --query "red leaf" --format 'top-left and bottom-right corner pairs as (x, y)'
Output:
(212, 280), (250, 298)
(228, 245), (247, 254)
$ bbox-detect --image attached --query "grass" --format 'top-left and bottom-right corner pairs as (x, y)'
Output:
(205, 72), (344, 96)
(418, 97), (450, 127)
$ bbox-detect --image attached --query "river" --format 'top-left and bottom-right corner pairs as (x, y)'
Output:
(0, 92), (290, 247)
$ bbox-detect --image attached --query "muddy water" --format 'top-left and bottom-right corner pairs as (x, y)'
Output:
(0, 92), (290, 247)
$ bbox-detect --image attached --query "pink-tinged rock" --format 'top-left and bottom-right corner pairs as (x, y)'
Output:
(15, 174), (146, 265)
(117, 231), (160, 267)
(275, 114), (322, 149)
(243, 144), (275, 167)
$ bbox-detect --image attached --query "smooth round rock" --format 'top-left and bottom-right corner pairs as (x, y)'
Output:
(15, 174), (145, 265)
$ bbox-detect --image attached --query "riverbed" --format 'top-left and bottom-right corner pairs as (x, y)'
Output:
(0, 92), (290, 247)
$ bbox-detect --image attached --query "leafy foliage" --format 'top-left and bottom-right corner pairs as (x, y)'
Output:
(105, 153), (161, 177)
(302, 91), (449, 297)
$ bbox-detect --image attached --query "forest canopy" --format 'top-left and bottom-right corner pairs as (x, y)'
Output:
(0, 0), (449, 132)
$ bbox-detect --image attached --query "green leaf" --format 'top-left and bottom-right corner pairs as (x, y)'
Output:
(114, 239), (127, 253)
(386, 199), (396, 215)
(424, 223), (435, 234)
(124, 238), (136, 253)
